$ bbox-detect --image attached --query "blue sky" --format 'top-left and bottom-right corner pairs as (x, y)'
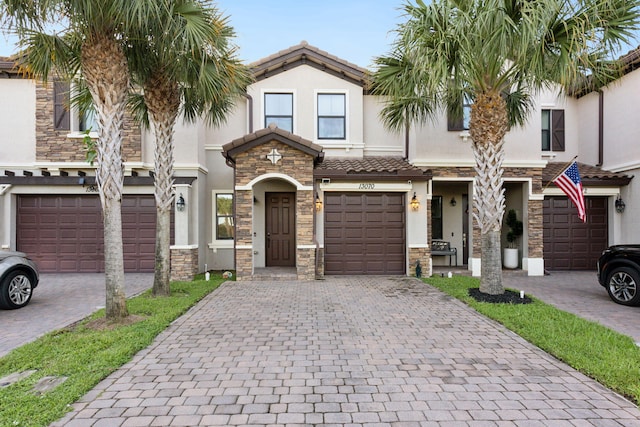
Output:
(0, 1), (406, 68)
(1, 1), (638, 67)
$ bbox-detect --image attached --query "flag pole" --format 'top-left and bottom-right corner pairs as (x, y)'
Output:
(542, 155), (579, 192)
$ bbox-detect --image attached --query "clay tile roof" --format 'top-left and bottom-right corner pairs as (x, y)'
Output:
(543, 162), (632, 186)
(222, 123), (324, 164)
(250, 41), (369, 87)
(0, 57), (17, 73)
(314, 157), (432, 181)
(620, 45), (640, 73)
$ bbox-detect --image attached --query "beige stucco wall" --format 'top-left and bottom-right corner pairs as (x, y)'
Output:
(600, 69), (640, 172)
(246, 65), (366, 157)
(575, 91), (601, 166)
(0, 79), (37, 166)
(362, 96), (405, 157)
(597, 68), (640, 245)
(409, 87), (581, 167)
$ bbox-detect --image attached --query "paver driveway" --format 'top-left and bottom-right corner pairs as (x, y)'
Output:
(0, 273), (152, 358)
(53, 276), (640, 426)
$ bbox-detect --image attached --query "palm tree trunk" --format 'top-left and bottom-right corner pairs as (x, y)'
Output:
(469, 91), (509, 295)
(145, 74), (180, 296)
(81, 33), (130, 319)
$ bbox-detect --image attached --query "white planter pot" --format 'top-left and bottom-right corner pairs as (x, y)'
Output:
(503, 248), (519, 269)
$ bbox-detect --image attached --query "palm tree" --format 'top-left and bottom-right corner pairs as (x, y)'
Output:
(372, 0), (639, 295)
(127, 0), (251, 296)
(1, 0), (165, 319)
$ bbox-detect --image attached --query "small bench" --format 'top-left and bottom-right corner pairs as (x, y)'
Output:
(431, 240), (457, 266)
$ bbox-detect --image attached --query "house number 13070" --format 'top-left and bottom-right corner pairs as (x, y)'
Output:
(358, 183), (375, 190)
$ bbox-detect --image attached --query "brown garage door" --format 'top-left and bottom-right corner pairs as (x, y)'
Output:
(17, 195), (158, 273)
(324, 192), (405, 275)
(543, 196), (607, 270)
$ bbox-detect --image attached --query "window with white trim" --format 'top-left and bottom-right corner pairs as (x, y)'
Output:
(541, 109), (565, 152)
(447, 98), (472, 131)
(264, 93), (293, 132)
(317, 93), (346, 139)
(215, 193), (234, 240)
(53, 80), (99, 135)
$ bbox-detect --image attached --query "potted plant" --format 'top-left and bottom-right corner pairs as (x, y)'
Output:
(503, 209), (523, 269)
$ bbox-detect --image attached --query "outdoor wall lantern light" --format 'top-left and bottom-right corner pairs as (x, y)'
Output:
(450, 196), (457, 207)
(176, 193), (186, 212)
(315, 193), (323, 212)
(615, 195), (626, 213)
(410, 192), (420, 211)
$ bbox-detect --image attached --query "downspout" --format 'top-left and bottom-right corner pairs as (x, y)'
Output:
(244, 93), (254, 133)
(597, 90), (603, 167)
(404, 119), (410, 160)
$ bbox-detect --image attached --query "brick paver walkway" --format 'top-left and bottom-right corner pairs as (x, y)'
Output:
(52, 276), (640, 426)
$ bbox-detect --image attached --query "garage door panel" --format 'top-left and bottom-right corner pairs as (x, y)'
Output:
(59, 229), (79, 240)
(324, 192), (405, 275)
(345, 212), (364, 222)
(345, 195), (364, 205)
(572, 229), (588, 239)
(543, 196), (607, 270)
(17, 195), (164, 273)
(365, 212), (383, 222)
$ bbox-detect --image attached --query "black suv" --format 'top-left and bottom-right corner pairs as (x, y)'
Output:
(597, 245), (640, 306)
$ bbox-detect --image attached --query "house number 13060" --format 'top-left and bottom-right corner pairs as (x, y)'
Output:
(358, 183), (375, 190)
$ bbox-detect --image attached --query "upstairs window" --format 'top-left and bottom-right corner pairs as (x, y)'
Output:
(265, 93), (293, 132)
(542, 109), (565, 152)
(53, 80), (70, 131)
(80, 109), (98, 132)
(216, 193), (234, 240)
(317, 93), (346, 139)
(53, 80), (99, 134)
(447, 98), (472, 131)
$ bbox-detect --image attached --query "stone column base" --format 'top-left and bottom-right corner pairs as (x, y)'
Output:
(170, 246), (198, 282)
(235, 247), (253, 282)
(296, 247), (316, 281)
(409, 246), (429, 278)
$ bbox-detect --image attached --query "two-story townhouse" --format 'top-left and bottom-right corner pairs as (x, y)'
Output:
(0, 41), (636, 281)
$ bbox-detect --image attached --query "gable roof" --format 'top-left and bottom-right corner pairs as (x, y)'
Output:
(222, 123), (324, 165)
(543, 162), (632, 187)
(250, 41), (368, 88)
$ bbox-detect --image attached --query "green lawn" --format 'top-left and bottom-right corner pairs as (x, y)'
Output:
(425, 275), (640, 405)
(0, 273), (225, 427)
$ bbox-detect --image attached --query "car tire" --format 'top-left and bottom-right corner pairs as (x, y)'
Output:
(606, 266), (640, 306)
(0, 270), (34, 309)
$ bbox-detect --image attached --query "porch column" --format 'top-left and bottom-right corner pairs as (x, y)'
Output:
(234, 189), (254, 281)
(296, 189), (316, 280)
(526, 196), (545, 276)
(170, 184), (198, 281)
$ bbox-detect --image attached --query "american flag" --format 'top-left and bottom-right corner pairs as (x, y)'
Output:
(553, 161), (586, 222)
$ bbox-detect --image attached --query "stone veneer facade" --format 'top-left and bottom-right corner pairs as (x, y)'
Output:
(35, 81), (142, 163)
(170, 247), (199, 282)
(233, 140), (317, 281)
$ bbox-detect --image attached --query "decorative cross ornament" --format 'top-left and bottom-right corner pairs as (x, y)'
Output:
(266, 148), (282, 165)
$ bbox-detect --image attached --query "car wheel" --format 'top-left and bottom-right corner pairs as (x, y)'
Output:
(0, 270), (34, 309)
(606, 266), (640, 306)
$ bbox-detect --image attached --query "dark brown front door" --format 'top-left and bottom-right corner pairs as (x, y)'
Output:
(543, 196), (608, 270)
(266, 192), (296, 267)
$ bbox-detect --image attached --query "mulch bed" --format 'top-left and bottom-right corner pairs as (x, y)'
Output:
(468, 288), (532, 304)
